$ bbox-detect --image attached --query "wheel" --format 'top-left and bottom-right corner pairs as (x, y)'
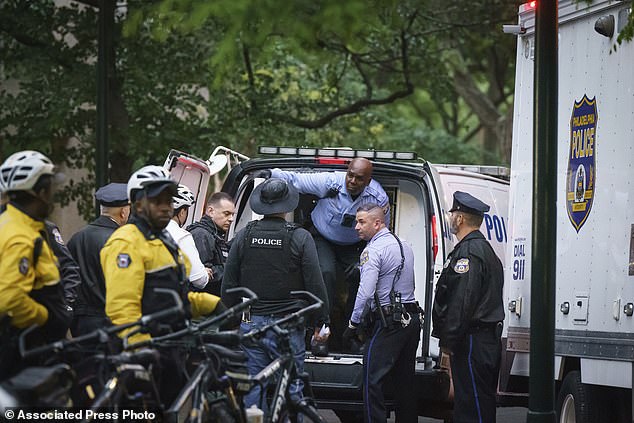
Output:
(278, 401), (325, 423)
(333, 410), (364, 423)
(556, 370), (607, 423)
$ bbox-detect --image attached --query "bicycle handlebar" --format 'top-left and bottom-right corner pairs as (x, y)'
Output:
(20, 288), (184, 359)
(125, 287), (258, 350)
(243, 290), (323, 340)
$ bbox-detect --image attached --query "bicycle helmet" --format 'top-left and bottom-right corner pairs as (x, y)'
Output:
(0, 150), (56, 192)
(173, 184), (195, 209)
(127, 165), (176, 202)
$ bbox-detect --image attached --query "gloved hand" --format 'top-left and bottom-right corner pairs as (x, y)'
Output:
(253, 169), (272, 179)
(342, 321), (360, 344)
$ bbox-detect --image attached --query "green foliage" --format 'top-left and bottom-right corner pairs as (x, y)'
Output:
(2, 0), (521, 222)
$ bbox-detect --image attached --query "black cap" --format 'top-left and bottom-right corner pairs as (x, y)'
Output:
(249, 178), (299, 215)
(448, 191), (490, 217)
(145, 181), (177, 198)
(95, 183), (128, 207)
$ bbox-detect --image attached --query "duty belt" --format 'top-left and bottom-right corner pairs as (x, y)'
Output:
(374, 302), (421, 318)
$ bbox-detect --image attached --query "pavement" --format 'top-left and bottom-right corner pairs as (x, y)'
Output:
(320, 407), (529, 422)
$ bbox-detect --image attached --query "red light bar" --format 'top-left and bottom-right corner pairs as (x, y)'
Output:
(528, 0), (536, 9)
(316, 158), (348, 165)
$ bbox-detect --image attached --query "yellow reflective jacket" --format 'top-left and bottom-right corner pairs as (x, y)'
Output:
(101, 220), (220, 343)
(0, 204), (60, 328)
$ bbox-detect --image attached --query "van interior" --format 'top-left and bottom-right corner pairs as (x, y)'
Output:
(227, 169), (430, 354)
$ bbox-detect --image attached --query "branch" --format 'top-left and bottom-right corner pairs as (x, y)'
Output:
(452, 68), (501, 133)
(73, 0), (99, 8)
(0, 20), (74, 70)
(270, 86), (415, 129)
(268, 29), (414, 129)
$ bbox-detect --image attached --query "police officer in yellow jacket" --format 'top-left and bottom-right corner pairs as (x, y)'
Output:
(101, 165), (221, 345)
(0, 151), (70, 379)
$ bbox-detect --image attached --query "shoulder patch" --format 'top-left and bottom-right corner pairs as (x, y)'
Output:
(360, 250), (370, 266)
(454, 258), (470, 274)
(51, 227), (65, 245)
(19, 257), (29, 275)
(117, 253), (132, 268)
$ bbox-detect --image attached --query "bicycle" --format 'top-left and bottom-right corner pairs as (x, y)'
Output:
(13, 288), (185, 419)
(126, 287), (258, 423)
(228, 290), (326, 423)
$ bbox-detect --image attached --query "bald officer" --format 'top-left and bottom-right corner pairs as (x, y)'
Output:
(68, 183), (130, 335)
(343, 202), (421, 423)
(432, 191), (504, 423)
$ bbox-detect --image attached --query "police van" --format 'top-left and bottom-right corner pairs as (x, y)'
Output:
(502, 0), (634, 421)
(164, 145), (509, 420)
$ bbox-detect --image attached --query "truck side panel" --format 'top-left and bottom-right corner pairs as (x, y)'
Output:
(505, 0), (634, 394)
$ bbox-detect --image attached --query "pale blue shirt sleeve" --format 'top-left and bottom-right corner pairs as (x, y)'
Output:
(271, 168), (334, 198)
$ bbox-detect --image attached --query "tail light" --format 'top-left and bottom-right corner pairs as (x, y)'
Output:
(431, 215), (439, 261)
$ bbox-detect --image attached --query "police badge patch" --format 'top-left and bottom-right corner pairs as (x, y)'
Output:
(566, 95), (597, 233)
(454, 258), (470, 274)
(51, 227), (65, 245)
(360, 250), (369, 266)
(19, 257), (29, 275)
(117, 254), (131, 268)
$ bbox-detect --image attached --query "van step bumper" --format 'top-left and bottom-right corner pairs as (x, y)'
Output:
(304, 354), (451, 413)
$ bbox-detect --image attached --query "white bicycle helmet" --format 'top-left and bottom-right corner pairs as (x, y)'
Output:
(127, 165), (176, 202)
(173, 184), (195, 210)
(0, 150), (56, 192)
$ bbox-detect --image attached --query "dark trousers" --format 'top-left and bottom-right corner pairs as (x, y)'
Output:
(313, 235), (364, 320)
(363, 315), (421, 423)
(450, 330), (502, 423)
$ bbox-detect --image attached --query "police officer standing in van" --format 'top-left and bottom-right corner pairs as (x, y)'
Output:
(343, 202), (420, 423)
(262, 158), (389, 353)
(221, 178), (329, 411)
(432, 191), (504, 423)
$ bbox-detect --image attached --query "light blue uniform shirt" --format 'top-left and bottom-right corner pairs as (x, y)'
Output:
(350, 228), (416, 324)
(271, 169), (390, 245)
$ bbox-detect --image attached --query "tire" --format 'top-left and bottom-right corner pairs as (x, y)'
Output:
(334, 410), (364, 423)
(278, 401), (325, 423)
(556, 370), (607, 423)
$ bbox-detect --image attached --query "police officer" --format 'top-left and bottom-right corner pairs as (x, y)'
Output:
(432, 191), (504, 423)
(266, 158), (390, 352)
(0, 151), (70, 378)
(342, 202), (420, 423)
(187, 192), (235, 296)
(101, 166), (222, 345)
(221, 178), (329, 411)
(67, 182), (130, 336)
(2, 177), (80, 322)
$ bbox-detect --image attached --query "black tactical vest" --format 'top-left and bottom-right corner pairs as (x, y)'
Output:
(239, 220), (303, 301)
(133, 219), (191, 327)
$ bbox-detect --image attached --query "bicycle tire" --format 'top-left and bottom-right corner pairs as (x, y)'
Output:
(278, 402), (325, 423)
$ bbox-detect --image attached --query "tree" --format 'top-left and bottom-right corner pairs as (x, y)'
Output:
(2, 0), (524, 221)
(133, 0), (521, 161)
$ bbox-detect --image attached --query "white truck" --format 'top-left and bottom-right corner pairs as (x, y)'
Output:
(502, 1), (634, 421)
(165, 146), (509, 420)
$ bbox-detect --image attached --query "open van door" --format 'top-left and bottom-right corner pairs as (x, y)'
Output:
(163, 147), (250, 226)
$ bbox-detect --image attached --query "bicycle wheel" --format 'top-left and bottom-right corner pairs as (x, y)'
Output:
(278, 401), (325, 423)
